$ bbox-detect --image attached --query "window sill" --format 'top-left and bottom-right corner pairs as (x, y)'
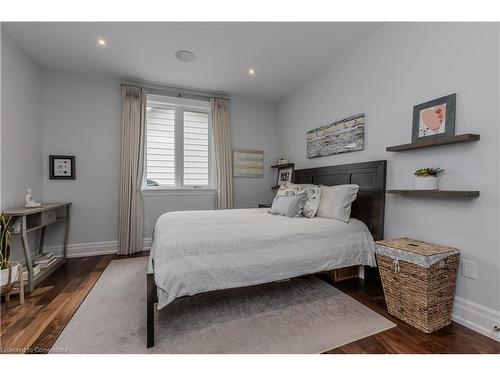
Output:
(141, 187), (217, 197)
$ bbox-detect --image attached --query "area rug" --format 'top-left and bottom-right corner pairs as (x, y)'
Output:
(52, 257), (395, 353)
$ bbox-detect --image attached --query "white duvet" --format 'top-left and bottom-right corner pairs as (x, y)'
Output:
(151, 208), (376, 309)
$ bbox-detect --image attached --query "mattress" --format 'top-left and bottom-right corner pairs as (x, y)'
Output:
(151, 208), (376, 309)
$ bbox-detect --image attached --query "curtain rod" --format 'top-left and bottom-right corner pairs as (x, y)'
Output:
(121, 80), (230, 102)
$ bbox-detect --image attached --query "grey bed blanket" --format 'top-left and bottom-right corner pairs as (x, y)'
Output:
(150, 208), (376, 309)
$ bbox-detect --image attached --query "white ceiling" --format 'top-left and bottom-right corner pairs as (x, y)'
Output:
(3, 22), (381, 101)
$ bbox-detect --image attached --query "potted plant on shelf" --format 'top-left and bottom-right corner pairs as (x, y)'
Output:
(1, 213), (20, 296)
(414, 168), (444, 190)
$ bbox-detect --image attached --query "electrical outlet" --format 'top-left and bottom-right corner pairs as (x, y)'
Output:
(462, 259), (477, 280)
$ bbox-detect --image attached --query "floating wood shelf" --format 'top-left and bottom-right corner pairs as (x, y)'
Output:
(271, 163), (295, 169)
(386, 134), (480, 152)
(387, 190), (480, 198)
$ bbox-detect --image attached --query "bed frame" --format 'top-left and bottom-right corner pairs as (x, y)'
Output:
(146, 160), (387, 347)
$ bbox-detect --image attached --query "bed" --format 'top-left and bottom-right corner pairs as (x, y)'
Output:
(146, 160), (387, 347)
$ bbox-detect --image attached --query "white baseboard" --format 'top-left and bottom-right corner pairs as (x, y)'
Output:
(44, 238), (153, 258)
(143, 237), (153, 251)
(452, 296), (500, 342)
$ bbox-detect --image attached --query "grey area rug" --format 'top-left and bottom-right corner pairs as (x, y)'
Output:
(53, 257), (395, 353)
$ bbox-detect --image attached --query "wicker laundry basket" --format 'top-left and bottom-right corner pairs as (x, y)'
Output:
(375, 238), (459, 333)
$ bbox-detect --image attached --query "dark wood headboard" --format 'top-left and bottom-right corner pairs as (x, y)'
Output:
(293, 160), (387, 240)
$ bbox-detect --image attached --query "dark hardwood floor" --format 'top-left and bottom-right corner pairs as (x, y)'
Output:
(1, 254), (498, 354)
(325, 277), (499, 354)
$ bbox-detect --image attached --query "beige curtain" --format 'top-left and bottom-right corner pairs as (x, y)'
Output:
(211, 98), (234, 209)
(118, 86), (147, 255)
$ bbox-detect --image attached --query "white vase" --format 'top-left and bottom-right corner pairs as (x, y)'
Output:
(0, 262), (20, 287)
(414, 176), (438, 190)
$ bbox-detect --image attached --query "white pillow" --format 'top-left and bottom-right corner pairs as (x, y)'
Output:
(316, 184), (359, 222)
(284, 182), (322, 218)
(273, 182), (321, 218)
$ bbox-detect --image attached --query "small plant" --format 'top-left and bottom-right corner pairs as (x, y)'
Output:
(414, 167), (444, 177)
(0, 213), (12, 270)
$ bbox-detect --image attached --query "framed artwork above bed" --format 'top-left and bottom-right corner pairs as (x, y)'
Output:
(306, 114), (365, 158)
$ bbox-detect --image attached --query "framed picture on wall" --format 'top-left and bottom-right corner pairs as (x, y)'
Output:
(49, 155), (76, 180)
(306, 114), (365, 159)
(277, 166), (294, 186)
(412, 93), (456, 143)
(233, 149), (264, 178)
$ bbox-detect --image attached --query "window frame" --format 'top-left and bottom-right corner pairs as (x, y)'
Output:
(142, 95), (215, 193)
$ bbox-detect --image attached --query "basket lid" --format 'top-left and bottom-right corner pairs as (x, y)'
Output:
(376, 238), (458, 256)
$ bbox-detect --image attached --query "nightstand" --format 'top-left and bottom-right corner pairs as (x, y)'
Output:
(258, 203), (272, 208)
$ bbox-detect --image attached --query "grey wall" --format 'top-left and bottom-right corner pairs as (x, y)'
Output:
(1, 30), (43, 209)
(1, 29), (43, 260)
(277, 23), (500, 313)
(41, 70), (122, 246)
(231, 96), (277, 208)
(39, 70), (278, 247)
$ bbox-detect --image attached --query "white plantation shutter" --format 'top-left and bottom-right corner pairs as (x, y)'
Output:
(144, 94), (212, 188)
(183, 111), (209, 186)
(146, 108), (175, 186)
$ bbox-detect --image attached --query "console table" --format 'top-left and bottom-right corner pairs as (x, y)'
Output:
(4, 203), (71, 293)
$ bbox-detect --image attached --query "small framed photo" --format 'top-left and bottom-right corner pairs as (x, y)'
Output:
(277, 166), (294, 186)
(412, 93), (456, 143)
(49, 155), (76, 180)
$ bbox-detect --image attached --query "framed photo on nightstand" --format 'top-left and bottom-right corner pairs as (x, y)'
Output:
(277, 166), (294, 186)
(49, 155), (76, 180)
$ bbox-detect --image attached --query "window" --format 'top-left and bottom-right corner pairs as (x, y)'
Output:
(183, 111), (210, 185)
(144, 94), (212, 189)
(145, 107), (175, 186)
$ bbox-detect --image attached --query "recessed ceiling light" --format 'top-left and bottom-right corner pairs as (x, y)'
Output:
(97, 38), (107, 47)
(248, 68), (255, 76)
(175, 50), (196, 63)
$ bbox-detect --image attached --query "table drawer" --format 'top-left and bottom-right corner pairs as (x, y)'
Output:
(27, 210), (57, 228)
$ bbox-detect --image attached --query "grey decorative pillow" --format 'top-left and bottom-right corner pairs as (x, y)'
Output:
(316, 184), (359, 222)
(282, 182), (322, 218)
(269, 193), (306, 218)
(271, 184), (297, 212)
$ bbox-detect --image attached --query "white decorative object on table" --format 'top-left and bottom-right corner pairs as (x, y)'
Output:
(24, 188), (42, 208)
